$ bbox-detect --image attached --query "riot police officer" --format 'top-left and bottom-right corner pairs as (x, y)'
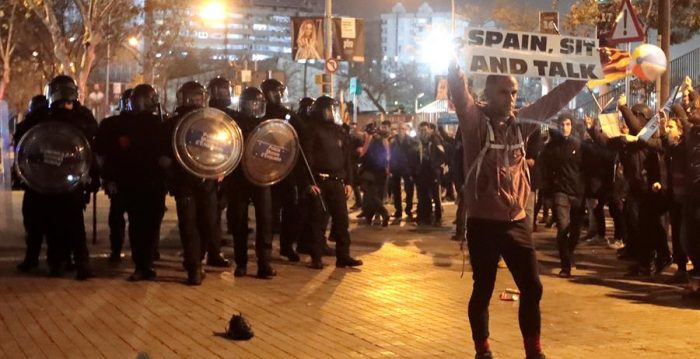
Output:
(304, 96), (363, 269)
(261, 78), (301, 262)
(160, 81), (218, 285)
(95, 88), (132, 262)
(226, 87), (276, 278)
(14, 75), (98, 280)
(14, 94), (49, 272)
(100, 84), (166, 281)
(203, 76), (234, 267)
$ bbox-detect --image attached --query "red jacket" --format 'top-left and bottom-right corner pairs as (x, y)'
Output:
(448, 67), (586, 221)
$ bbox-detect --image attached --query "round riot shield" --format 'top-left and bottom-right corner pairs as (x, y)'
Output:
(242, 119), (300, 186)
(14, 121), (92, 194)
(172, 108), (243, 179)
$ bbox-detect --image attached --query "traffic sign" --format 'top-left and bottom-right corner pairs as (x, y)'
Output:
(539, 12), (559, 34)
(609, 0), (645, 45)
(325, 58), (339, 73)
(348, 77), (361, 95)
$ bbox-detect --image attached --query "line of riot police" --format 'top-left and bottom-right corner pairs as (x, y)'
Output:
(13, 75), (362, 285)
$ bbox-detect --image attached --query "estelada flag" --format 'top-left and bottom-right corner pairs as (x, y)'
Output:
(587, 47), (631, 88)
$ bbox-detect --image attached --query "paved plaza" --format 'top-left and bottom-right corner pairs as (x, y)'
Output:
(0, 191), (698, 358)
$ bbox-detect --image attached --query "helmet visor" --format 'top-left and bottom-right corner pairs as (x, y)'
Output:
(241, 100), (266, 118)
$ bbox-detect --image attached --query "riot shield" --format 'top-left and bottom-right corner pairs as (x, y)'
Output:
(242, 119), (300, 186)
(172, 108), (244, 179)
(14, 121), (92, 194)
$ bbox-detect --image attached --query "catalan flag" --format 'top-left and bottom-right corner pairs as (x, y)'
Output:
(587, 47), (631, 88)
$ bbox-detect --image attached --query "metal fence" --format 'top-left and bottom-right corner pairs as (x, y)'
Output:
(577, 47), (700, 118)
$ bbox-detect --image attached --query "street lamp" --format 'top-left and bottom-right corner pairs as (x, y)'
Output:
(415, 92), (425, 113)
(200, 1), (228, 61)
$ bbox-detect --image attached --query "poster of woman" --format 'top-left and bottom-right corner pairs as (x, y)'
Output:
(292, 17), (324, 61)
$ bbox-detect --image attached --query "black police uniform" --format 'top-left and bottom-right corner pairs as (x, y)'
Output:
(304, 99), (362, 267)
(14, 102), (98, 279)
(98, 85), (166, 280)
(95, 109), (129, 261)
(225, 109), (276, 278)
(161, 105), (219, 284)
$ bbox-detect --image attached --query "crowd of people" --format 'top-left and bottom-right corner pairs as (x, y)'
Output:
(10, 68), (700, 358)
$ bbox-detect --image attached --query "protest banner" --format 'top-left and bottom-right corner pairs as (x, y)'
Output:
(463, 28), (604, 80)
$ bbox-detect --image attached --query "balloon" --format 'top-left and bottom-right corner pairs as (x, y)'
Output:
(630, 44), (667, 82)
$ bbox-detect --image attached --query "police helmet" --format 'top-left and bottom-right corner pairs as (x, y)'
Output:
(28, 95), (48, 113)
(239, 87), (266, 119)
(261, 78), (285, 107)
(207, 76), (232, 109)
(176, 81), (207, 108)
(129, 84), (159, 114)
(310, 96), (341, 124)
(45, 75), (79, 109)
(297, 97), (314, 117)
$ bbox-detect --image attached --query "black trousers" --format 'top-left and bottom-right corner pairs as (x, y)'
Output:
(310, 179), (351, 261)
(669, 199), (687, 270)
(273, 180), (300, 253)
(122, 190), (165, 271)
(626, 194), (669, 268)
(553, 192), (584, 271)
(40, 192), (90, 270)
(416, 173), (441, 223)
(227, 180), (272, 267)
(21, 190), (47, 265)
(361, 171), (389, 222)
(466, 218), (543, 342)
(682, 199), (700, 270)
(174, 181), (218, 271)
(107, 192), (127, 255)
(389, 172), (414, 217)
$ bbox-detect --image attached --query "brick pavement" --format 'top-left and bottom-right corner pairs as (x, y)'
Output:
(0, 191), (699, 358)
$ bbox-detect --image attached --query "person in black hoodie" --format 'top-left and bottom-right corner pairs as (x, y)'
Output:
(359, 121), (390, 226)
(542, 113), (587, 278)
(414, 121), (446, 226)
(14, 75), (98, 280)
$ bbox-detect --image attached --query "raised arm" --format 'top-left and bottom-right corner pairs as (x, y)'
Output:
(518, 80), (587, 136)
(618, 104), (645, 135)
(447, 63), (476, 125)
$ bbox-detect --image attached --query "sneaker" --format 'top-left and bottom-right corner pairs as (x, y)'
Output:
(206, 255), (230, 267)
(280, 249), (300, 263)
(558, 269), (572, 278)
(606, 238), (624, 250)
(585, 235), (606, 245)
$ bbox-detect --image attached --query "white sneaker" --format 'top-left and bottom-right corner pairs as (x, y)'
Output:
(607, 238), (624, 249)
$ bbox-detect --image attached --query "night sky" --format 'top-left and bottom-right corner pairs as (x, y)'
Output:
(333, 0), (576, 18)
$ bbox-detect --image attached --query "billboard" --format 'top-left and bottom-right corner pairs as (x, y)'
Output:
(332, 17), (365, 62)
(291, 17), (325, 61)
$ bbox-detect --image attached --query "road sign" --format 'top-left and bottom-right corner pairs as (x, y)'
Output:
(609, 0), (645, 45)
(241, 69), (252, 83)
(539, 12), (559, 34)
(348, 77), (361, 95)
(325, 58), (339, 73)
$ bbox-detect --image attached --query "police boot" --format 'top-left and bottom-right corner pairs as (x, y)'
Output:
(307, 258), (324, 270)
(206, 254), (230, 268)
(128, 268), (157, 282)
(187, 267), (205, 286)
(75, 266), (94, 281)
(233, 265), (247, 277)
(280, 248), (300, 262)
(256, 262), (277, 279)
(336, 257), (363, 268)
(17, 259), (39, 273)
(475, 351), (493, 359)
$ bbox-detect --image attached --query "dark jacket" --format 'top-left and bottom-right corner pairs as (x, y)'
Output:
(361, 136), (389, 174)
(303, 120), (354, 184)
(415, 133), (446, 178)
(389, 135), (415, 175)
(542, 131), (586, 198)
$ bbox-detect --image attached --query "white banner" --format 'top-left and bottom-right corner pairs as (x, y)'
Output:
(599, 112), (622, 138)
(464, 28), (604, 80)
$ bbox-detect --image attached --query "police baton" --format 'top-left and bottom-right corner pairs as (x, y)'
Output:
(92, 191), (97, 245)
(298, 146), (327, 213)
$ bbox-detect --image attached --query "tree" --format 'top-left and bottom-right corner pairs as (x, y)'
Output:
(22, 0), (139, 100)
(0, 1), (19, 100)
(564, 0), (700, 44)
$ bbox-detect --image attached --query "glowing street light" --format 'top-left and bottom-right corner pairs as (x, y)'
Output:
(420, 26), (454, 75)
(200, 1), (226, 25)
(127, 36), (139, 48)
(415, 92), (425, 113)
